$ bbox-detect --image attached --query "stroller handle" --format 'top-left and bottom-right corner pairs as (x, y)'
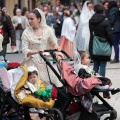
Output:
(39, 50), (73, 85)
(43, 49), (73, 61)
(39, 51), (61, 80)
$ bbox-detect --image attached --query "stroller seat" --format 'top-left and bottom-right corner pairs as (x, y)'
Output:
(0, 66), (63, 120)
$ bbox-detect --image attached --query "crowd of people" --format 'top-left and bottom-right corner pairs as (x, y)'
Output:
(0, 0), (120, 79)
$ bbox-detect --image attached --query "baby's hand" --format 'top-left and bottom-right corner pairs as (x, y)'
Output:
(21, 90), (26, 94)
(91, 74), (95, 78)
(96, 73), (100, 77)
(39, 48), (44, 52)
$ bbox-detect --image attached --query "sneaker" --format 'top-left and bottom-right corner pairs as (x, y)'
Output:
(38, 109), (45, 114)
(111, 88), (120, 95)
(110, 59), (119, 63)
(29, 108), (38, 112)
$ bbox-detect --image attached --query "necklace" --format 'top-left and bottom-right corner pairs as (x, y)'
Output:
(33, 26), (40, 32)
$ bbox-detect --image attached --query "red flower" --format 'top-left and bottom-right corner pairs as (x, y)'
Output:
(52, 86), (58, 100)
(69, 102), (80, 115)
(7, 62), (21, 69)
(0, 28), (3, 34)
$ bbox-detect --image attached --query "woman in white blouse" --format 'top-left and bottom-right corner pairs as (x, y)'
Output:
(12, 9), (26, 53)
(60, 10), (76, 58)
(22, 8), (62, 88)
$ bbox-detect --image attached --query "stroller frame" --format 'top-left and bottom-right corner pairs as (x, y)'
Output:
(39, 49), (117, 120)
(0, 70), (63, 120)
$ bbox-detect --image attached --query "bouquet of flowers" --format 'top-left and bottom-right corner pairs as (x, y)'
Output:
(34, 86), (58, 101)
(7, 62), (21, 70)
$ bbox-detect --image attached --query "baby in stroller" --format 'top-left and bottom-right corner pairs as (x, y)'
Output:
(18, 66), (56, 114)
(0, 65), (62, 120)
(74, 51), (120, 98)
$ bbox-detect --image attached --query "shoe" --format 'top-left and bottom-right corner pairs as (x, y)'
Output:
(110, 59), (119, 63)
(14, 51), (19, 53)
(111, 88), (120, 95)
(103, 92), (111, 99)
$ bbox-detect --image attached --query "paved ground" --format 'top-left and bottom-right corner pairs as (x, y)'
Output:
(6, 53), (120, 120)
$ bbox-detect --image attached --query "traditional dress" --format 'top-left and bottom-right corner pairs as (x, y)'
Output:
(59, 17), (76, 58)
(76, 1), (94, 52)
(22, 8), (62, 87)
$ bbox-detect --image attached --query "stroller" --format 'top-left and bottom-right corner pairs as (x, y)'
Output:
(38, 49), (119, 120)
(0, 65), (63, 120)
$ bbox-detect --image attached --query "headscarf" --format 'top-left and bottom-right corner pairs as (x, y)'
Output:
(75, 1), (94, 51)
(29, 8), (57, 43)
(74, 51), (93, 75)
(27, 66), (40, 91)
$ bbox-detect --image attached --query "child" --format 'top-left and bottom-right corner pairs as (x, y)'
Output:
(74, 51), (120, 98)
(20, 66), (55, 102)
(18, 66), (57, 114)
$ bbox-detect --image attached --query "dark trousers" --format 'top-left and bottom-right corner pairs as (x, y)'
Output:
(113, 32), (120, 60)
(93, 60), (107, 77)
(0, 44), (7, 59)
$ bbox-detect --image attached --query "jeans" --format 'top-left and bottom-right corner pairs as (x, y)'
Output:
(16, 30), (23, 52)
(93, 60), (107, 76)
(0, 44), (7, 59)
(113, 32), (120, 60)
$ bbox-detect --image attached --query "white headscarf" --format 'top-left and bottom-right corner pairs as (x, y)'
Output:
(75, 1), (94, 51)
(74, 51), (82, 75)
(29, 8), (57, 41)
(74, 51), (92, 75)
(27, 65), (40, 91)
(35, 8), (47, 27)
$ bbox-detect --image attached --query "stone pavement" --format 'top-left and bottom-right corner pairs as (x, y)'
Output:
(6, 53), (120, 120)
(100, 62), (120, 120)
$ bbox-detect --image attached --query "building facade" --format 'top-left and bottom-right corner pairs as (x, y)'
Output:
(1, 0), (56, 17)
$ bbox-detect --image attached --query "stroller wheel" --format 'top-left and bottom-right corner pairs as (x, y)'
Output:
(104, 117), (110, 120)
(104, 117), (115, 120)
(46, 108), (63, 120)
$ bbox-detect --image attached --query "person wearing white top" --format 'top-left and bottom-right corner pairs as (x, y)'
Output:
(59, 10), (76, 58)
(12, 9), (26, 53)
(75, 1), (94, 52)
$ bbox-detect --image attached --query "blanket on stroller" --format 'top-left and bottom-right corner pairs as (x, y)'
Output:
(62, 61), (102, 95)
(61, 61), (102, 112)
(14, 66), (55, 109)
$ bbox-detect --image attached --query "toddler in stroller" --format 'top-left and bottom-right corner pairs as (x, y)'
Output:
(74, 51), (120, 98)
(0, 65), (63, 120)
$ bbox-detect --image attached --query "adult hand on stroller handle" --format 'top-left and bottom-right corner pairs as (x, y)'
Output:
(40, 49), (73, 60)
(43, 49), (59, 52)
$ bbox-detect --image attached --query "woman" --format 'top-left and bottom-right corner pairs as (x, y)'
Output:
(103, 1), (109, 18)
(89, 4), (113, 76)
(12, 9), (26, 53)
(108, 1), (120, 63)
(59, 10), (76, 58)
(22, 8), (62, 88)
(76, 1), (94, 52)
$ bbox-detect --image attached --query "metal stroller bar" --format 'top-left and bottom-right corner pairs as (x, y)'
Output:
(39, 49), (73, 84)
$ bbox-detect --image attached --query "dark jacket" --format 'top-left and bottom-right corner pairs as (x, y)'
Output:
(89, 13), (113, 61)
(108, 7), (120, 33)
(1, 13), (16, 46)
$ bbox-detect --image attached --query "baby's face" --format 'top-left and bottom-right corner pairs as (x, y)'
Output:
(28, 73), (38, 84)
(81, 53), (90, 66)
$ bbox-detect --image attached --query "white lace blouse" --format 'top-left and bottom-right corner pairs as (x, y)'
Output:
(22, 27), (63, 87)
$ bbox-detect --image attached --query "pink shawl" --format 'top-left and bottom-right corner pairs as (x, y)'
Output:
(62, 61), (102, 96)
